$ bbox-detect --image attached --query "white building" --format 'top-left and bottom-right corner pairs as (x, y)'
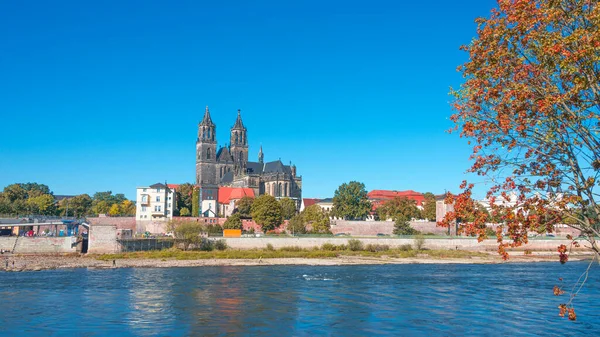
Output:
(136, 183), (177, 221)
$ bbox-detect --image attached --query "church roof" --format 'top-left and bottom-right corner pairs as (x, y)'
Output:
(264, 160), (291, 174)
(218, 187), (255, 204)
(246, 161), (264, 174)
(200, 106), (215, 126)
(216, 147), (232, 162)
(220, 171), (234, 184)
(232, 109), (245, 129)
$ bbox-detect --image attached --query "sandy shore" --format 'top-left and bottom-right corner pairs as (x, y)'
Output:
(0, 252), (591, 272)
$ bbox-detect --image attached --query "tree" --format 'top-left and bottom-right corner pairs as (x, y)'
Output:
(422, 192), (436, 221)
(27, 194), (56, 215)
(120, 200), (136, 216)
(377, 197), (421, 222)
(393, 215), (418, 235)
(235, 196), (254, 218)
(332, 181), (372, 220)
(223, 213), (242, 230)
(302, 204), (331, 234)
(287, 214), (307, 235)
(66, 194), (92, 217)
(251, 194), (283, 232)
(169, 221), (203, 251)
(279, 197), (297, 220)
(176, 183), (194, 212)
(191, 187), (199, 217)
(179, 207), (191, 217)
(108, 203), (121, 216)
(92, 200), (110, 215)
(445, 0), (600, 319)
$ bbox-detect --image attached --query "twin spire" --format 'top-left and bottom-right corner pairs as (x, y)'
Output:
(200, 106), (245, 130)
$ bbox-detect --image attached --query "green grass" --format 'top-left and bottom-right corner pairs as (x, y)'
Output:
(95, 247), (490, 261)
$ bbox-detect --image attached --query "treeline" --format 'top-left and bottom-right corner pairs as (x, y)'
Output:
(0, 183), (135, 217)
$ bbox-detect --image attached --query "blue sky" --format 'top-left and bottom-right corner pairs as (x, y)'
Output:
(0, 0), (497, 200)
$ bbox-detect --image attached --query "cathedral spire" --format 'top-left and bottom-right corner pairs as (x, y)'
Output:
(200, 106), (214, 126)
(233, 109), (245, 129)
(258, 145), (264, 163)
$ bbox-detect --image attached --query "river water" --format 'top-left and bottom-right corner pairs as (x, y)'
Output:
(0, 262), (598, 336)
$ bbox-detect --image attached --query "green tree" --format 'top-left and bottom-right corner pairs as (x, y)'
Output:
(251, 195), (283, 232)
(176, 183), (194, 212)
(92, 200), (110, 215)
(287, 214), (306, 235)
(302, 204), (331, 233)
(235, 196), (254, 218)
(378, 197), (421, 222)
(19, 183), (51, 198)
(279, 197), (297, 220)
(393, 214), (418, 235)
(332, 181), (371, 220)
(179, 207), (190, 217)
(422, 192), (436, 221)
(27, 194), (56, 215)
(60, 194), (93, 217)
(3, 184), (27, 202)
(169, 221), (203, 250)
(223, 213), (242, 230)
(191, 187), (199, 217)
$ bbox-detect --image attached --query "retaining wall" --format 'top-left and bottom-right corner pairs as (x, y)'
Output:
(0, 237), (77, 254)
(88, 225), (119, 254)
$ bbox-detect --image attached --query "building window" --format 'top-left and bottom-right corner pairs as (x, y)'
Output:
(141, 195), (148, 203)
(141, 206), (146, 212)
(154, 205), (162, 212)
(143, 188), (147, 192)
(168, 196), (171, 201)
(167, 210), (170, 215)
(157, 188), (161, 193)
(156, 196), (160, 202)
(207, 148), (212, 160)
(168, 203), (171, 208)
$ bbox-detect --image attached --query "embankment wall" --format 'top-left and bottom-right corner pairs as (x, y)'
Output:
(0, 237), (77, 254)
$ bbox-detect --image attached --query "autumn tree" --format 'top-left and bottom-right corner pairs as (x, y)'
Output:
(235, 196), (254, 218)
(445, 0), (600, 319)
(120, 200), (136, 216)
(279, 197), (297, 220)
(108, 203), (121, 216)
(332, 181), (372, 220)
(27, 194), (56, 215)
(251, 195), (283, 232)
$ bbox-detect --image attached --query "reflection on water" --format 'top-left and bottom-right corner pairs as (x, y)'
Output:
(0, 262), (598, 336)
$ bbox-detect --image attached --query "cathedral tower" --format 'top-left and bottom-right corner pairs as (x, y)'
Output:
(230, 109), (248, 175)
(196, 106), (218, 186)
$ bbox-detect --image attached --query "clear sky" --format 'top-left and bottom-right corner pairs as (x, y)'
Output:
(0, 0), (497, 200)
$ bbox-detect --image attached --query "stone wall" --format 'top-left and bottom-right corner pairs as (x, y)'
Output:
(87, 217), (136, 231)
(330, 220), (454, 236)
(0, 237), (77, 254)
(88, 224), (119, 254)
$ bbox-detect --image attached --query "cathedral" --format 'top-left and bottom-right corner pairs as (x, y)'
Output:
(195, 107), (302, 215)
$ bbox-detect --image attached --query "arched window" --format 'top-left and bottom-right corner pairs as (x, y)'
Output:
(207, 128), (211, 140)
(202, 129), (206, 140)
(284, 183), (288, 197)
(271, 183), (275, 196)
(206, 148), (211, 160)
(239, 151), (243, 163)
(235, 132), (238, 144)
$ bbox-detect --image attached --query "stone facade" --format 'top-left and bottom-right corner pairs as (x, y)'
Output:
(195, 107), (302, 215)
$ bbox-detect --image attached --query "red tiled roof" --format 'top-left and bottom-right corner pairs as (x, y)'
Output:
(368, 190), (425, 206)
(302, 198), (320, 207)
(218, 187), (255, 204)
(167, 184), (180, 190)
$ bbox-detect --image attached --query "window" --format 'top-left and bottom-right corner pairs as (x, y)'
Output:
(156, 196), (160, 202)
(143, 188), (147, 192)
(157, 188), (161, 193)
(207, 148), (212, 160)
(154, 205), (162, 212)
(141, 206), (147, 212)
(141, 195), (148, 203)
(168, 196), (171, 201)
(167, 210), (170, 215)
(168, 203), (171, 208)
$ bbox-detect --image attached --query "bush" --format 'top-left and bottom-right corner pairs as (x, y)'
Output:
(348, 239), (363, 251)
(199, 238), (214, 251)
(365, 244), (390, 252)
(414, 235), (425, 250)
(214, 239), (228, 251)
(399, 244), (413, 252)
(266, 243), (274, 251)
(321, 243), (336, 251)
(280, 246), (303, 252)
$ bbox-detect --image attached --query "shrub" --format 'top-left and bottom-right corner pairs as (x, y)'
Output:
(266, 243), (274, 251)
(414, 235), (425, 250)
(348, 239), (363, 251)
(321, 243), (336, 251)
(280, 246), (303, 252)
(223, 213), (242, 230)
(199, 238), (214, 251)
(399, 244), (413, 252)
(214, 239), (228, 251)
(365, 244), (390, 252)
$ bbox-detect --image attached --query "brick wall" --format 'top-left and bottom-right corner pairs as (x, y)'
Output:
(88, 224), (119, 253)
(87, 217), (136, 231)
(330, 220), (453, 236)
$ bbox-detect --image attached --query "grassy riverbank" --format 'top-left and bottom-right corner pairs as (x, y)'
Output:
(95, 247), (492, 261)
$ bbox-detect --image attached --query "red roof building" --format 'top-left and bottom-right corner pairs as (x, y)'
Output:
(368, 190), (425, 211)
(218, 187), (255, 204)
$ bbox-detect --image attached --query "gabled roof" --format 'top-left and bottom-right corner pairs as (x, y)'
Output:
(216, 147), (232, 163)
(167, 184), (179, 190)
(302, 198), (320, 207)
(220, 171), (234, 184)
(317, 198), (333, 204)
(246, 161), (264, 174)
(218, 187), (255, 204)
(263, 160), (291, 174)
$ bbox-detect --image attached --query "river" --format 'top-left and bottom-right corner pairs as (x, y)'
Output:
(0, 262), (598, 336)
